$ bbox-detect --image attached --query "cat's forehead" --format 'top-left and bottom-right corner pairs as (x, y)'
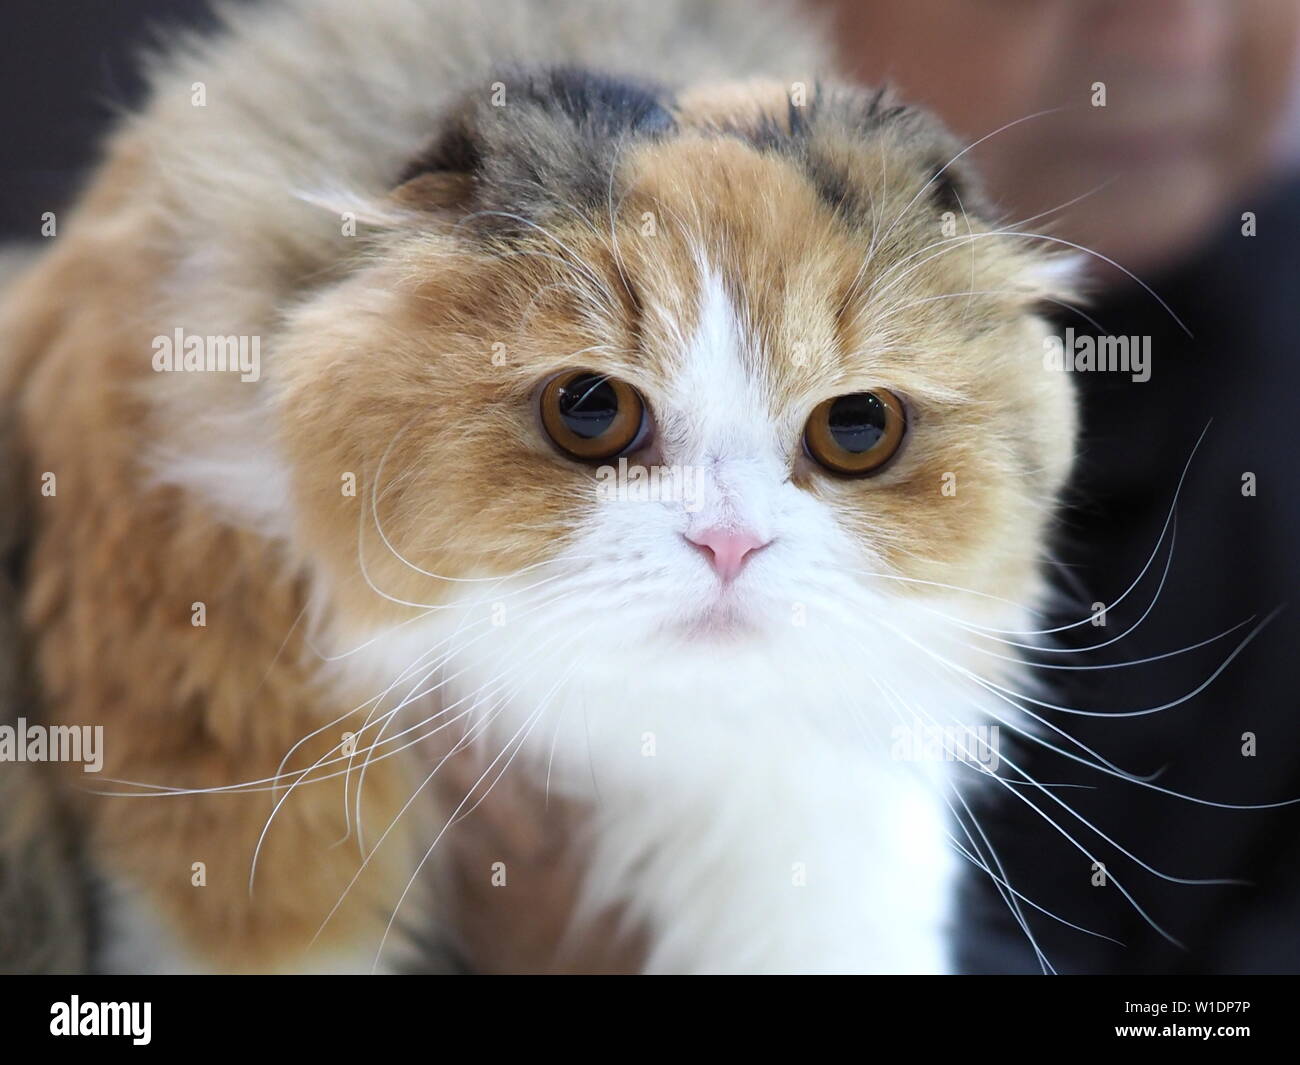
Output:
(574, 133), (1005, 420)
(395, 70), (1070, 416)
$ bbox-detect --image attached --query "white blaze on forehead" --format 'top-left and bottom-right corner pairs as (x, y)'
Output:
(667, 267), (785, 536)
(670, 268), (780, 462)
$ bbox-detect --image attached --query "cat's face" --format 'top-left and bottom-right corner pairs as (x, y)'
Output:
(275, 74), (1076, 667)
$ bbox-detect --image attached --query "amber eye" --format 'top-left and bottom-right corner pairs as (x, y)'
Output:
(804, 390), (907, 476)
(539, 370), (648, 461)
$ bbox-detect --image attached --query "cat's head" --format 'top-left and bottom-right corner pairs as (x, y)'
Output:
(272, 70), (1078, 670)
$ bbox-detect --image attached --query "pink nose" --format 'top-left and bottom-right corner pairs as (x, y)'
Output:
(685, 526), (770, 582)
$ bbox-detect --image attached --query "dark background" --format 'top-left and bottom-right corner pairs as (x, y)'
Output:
(1, 0), (218, 240)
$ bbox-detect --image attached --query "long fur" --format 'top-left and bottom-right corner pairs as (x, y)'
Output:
(0, 0), (1077, 973)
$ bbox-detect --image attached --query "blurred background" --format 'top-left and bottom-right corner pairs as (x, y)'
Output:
(4, 0), (1299, 973)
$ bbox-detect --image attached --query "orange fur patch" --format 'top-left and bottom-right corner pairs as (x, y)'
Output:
(2, 69), (1074, 971)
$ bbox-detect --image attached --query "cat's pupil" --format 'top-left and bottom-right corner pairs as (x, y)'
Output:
(558, 374), (619, 439)
(828, 393), (887, 453)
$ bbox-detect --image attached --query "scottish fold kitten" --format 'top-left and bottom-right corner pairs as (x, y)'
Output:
(0, 0), (1077, 972)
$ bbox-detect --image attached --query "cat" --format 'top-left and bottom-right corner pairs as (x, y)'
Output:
(0, 391), (89, 974)
(0, 0), (1078, 973)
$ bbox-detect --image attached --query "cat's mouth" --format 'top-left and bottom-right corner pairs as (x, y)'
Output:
(676, 594), (763, 642)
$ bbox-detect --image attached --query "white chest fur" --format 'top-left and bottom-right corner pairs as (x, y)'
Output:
(351, 598), (976, 974)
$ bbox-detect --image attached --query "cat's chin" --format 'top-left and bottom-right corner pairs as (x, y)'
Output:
(672, 596), (766, 643)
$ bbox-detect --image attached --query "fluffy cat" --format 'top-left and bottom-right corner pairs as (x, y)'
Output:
(0, 0), (1077, 973)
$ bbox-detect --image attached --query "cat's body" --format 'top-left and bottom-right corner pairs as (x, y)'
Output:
(1, 0), (1076, 973)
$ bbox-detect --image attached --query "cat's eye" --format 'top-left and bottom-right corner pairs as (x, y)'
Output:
(540, 370), (649, 461)
(803, 390), (907, 476)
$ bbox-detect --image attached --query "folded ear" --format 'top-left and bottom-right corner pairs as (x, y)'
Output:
(390, 66), (676, 232)
(390, 171), (477, 213)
